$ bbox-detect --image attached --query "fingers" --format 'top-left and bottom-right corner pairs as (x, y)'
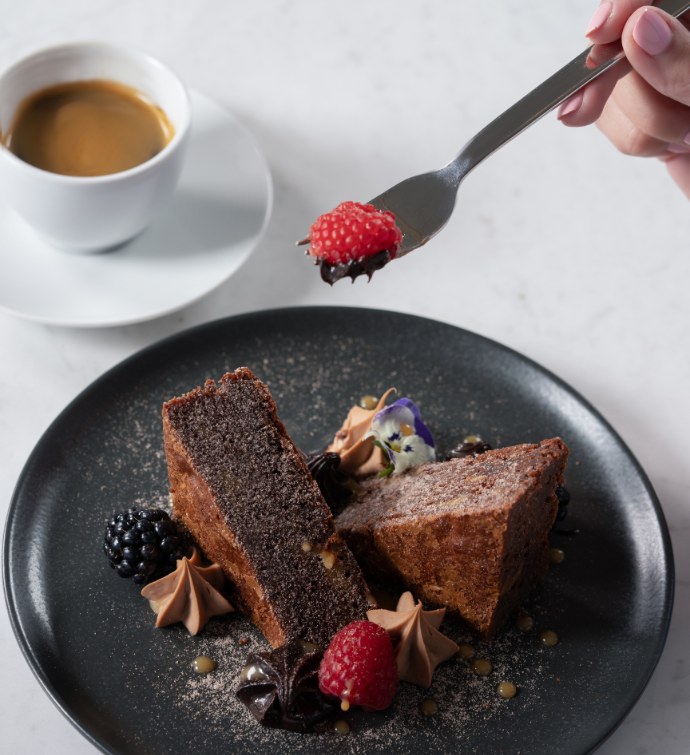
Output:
(596, 71), (690, 154)
(621, 7), (690, 106)
(557, 57), (629, 126)
(559, 5), (690, 136)
(557, 0), (645, 127)
(585, 0), (648, 42)
(559, 1), (690, 199)
(560, 0), (652, 124)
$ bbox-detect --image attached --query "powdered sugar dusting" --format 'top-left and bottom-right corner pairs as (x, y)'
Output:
(146, 584), (563, 754)
(89, 315), (579, 752)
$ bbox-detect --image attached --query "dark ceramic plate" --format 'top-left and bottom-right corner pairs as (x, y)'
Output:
(3, 307), (673, 755)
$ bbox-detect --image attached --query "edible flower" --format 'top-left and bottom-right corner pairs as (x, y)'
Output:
(366, 398), (435, 476)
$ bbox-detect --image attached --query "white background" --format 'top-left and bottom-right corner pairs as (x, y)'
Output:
(1, 1), (688, 753)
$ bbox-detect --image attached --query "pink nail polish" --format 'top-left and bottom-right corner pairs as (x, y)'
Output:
(557, 91), (584, 119)
(632, 8), (672, 56)
(666, 144), (690, 154)
(586, 2), (613, 36)
(667, 133), (690, 153)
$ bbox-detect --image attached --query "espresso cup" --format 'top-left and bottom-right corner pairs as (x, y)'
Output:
(0, 43), (191, 251)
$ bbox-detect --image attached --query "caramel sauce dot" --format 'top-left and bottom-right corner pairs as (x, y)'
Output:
(471, 658), (493, 676)
(359, 395), (379, 410)
(334, 719), (350, 735)
(497, 681), (518, 699)
(516, 612), (534, 632)
(420, 697), (438, 716)
(320, 549), (337, 569)
(540, 629), (559, 647)
(192, 655), (216, 674)
(549, 547), (565, 564)
(458, 643), (475, 659)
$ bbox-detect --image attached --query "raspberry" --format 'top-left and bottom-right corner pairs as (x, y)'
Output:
(307, 201), (402, 266)
(318, 620), (398, 712)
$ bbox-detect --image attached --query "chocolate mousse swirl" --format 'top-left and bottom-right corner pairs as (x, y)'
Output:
(327, 388), (396, 477)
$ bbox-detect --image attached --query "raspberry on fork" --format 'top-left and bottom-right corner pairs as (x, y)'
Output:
(300, 201), (403, 285)
(318, 620), (398, 712)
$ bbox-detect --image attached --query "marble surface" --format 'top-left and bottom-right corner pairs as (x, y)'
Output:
(1, 1), (688, 753)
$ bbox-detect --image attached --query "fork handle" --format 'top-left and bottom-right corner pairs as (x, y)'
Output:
(451, 0), (690, 179)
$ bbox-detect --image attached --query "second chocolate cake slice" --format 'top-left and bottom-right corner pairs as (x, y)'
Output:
(336, 438), (568, 638)
(162, 367), (371, 648)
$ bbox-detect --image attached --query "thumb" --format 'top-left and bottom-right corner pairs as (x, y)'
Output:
(622, 7), (690, 106)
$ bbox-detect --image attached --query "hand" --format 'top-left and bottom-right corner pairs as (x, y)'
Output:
(558, 1), (690, 199)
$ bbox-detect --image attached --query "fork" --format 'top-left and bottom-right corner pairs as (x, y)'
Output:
(369, 0), (690, 258)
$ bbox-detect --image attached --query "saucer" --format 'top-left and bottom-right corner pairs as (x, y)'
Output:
(0, 91), (272, 327)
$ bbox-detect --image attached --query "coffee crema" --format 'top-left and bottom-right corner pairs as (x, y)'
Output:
(4, 79), (174, 177)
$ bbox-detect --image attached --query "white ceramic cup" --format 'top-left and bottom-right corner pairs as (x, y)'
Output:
(0, 42), (191, 252)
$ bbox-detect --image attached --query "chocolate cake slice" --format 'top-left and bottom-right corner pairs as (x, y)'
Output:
(162, 367), (371, 648)
(335, 438), (568, 638)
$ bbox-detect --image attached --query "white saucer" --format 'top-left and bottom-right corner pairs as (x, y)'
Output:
(0, 91), (272, 327)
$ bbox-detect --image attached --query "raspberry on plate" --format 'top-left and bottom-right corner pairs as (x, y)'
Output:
(302, 201), (403, 285)
(318, 620), (398, 712)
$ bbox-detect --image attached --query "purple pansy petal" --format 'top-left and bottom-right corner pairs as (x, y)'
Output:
(414, 418), (434, 448)
(367, 396), (435, 475)
(385, 398), (435, 449)
(374, 401), (415, 426)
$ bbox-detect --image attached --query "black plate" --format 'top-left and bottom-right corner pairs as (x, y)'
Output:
(3, 307), (673, 755)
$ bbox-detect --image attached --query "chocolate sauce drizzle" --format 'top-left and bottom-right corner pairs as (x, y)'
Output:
(318, 248), (393, 285)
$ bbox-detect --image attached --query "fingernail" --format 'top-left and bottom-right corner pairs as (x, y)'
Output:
(633, 8), (672, 56)
(667, 132), (690, 152)
(665, 143), (690, 154)
(586, 2), (613, 36)
(557, 91), (584, 119)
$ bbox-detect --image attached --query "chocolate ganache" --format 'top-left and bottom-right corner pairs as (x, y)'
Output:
(319, 248), (393, 285)
(236, 641), (338, 733)
(305, 452), (354, 515)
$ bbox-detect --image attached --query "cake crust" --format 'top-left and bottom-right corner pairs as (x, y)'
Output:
(162, 367), (371, 648)
(336, 438), (569, 637)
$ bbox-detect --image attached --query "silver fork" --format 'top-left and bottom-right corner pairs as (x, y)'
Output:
(369, 0), (690, 258)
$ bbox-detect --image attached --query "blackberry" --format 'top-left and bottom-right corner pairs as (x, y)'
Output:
(103, 507), (190, 585)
